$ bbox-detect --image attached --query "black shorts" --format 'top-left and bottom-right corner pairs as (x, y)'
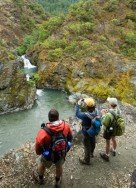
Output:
(103, 130), (113, 140)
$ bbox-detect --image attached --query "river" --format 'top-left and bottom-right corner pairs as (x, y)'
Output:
(0, 89), (75, 156)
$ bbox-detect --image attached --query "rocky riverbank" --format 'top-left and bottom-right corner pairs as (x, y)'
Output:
(0, 104), (135, 188)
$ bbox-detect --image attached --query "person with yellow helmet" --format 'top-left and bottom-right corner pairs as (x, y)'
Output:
(76, 97), (99, 165)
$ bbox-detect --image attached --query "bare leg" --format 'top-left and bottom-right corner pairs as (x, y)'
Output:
(37, 163), (45, 176)
(56, 165), (63, 178)
(111, 136), (117, 151)
(106, 139), (110, 156)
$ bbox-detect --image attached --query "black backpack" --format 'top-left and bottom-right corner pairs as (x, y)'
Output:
(43, 122), (67, 163)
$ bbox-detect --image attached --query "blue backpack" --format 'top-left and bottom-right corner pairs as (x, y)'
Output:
(87, 117), (102, 136)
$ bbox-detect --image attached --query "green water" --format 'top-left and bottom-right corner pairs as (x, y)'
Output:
(0, 89), (74, 156)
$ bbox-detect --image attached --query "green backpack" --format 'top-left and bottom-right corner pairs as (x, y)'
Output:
(110, 111), (125, 136)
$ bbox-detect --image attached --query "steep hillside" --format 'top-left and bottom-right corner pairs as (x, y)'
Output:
(0, 0), (46, 50)
(0, 0), (46, 114)
(18, 0), (136, 105)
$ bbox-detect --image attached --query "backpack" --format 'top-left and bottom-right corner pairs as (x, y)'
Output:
(84, 111), (102, 136)
(110, 111), (125, 136)
(87, 116), (102, 136)
(42, 122), (67, 163)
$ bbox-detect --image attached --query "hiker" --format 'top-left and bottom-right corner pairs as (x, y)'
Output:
(100, 97), (121, 161)
(76, 97), (100, 165)
(33, 109), (73, 185)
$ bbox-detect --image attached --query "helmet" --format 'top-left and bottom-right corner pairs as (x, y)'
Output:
(84, 98), (95, 107)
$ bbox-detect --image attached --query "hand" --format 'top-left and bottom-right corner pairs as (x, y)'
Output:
(78, 99), (84, 106)
(101, 109), (108, 116)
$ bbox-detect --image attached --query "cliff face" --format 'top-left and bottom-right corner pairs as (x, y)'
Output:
(0, 0), (46, 114)
(22, 0), (136, 105)
(0, 60), (36, 114)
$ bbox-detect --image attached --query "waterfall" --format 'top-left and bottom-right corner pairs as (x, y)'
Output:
(26, 74), (30, 81)
(36, 89), (44, 96)
(21, 55), (36, 69)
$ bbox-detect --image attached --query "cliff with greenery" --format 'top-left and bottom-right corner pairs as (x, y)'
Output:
(0, 0), (46, 114)
(18, 0), (136, 106)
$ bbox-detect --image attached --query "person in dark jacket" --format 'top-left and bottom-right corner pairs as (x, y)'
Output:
(33, 109), (72, 185)
(76, 98), (98, 165)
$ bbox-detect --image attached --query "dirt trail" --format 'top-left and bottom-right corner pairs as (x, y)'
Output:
(0, 104), (136, 188)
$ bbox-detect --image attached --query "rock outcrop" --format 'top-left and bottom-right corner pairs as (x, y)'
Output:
(0, 0), (46, 114)
(0, 60), (36, 114)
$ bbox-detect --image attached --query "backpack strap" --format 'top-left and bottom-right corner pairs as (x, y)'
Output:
(109, 111), (118, 128)
(43, 126), (54, 137)
(109, 111), (117, 121)
(43, 121), (66, 137)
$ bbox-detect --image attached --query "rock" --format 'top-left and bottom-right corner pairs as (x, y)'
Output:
(0, 60), (36, 115)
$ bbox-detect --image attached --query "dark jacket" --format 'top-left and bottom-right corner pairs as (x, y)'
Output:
(75, 105), (98, 134)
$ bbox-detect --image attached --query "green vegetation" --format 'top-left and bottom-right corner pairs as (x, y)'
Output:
(13, 0), (45, 32)
(121, 32), (136, 57)
(38, 0), (79, 15)
(16, 0), (136, 105)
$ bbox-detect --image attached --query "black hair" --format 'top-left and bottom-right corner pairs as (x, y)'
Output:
(48, 109), (59, 122)
(87, 106), (95, 112)
(111, 104), (117, 108)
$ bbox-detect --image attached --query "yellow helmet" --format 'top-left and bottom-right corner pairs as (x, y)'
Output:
(84, 98), (95, 107)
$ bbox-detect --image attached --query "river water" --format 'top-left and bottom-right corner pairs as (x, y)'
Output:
(0, 89), (75, 156)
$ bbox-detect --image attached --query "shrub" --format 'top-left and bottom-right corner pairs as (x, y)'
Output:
(80, 40), (90, 49)
(104, 0), (118, 12)
(43, 17), (64, 32)
(125, 32), (136, 46)
(64, 41), (78, 54)
(126, 12), (136, 21)
(129, 0), (136, 10)
(48, 48), (63, 61)
(93, 86), (112, 99)
(67, 22), (94, 35)
(115, 73), (136, 105)
(69, 1), (94, 22)
(33, 73), (40, 82)
(43, 38), (67, 49)
(16, 35), (35, 55)
(28, 3), (45, 15)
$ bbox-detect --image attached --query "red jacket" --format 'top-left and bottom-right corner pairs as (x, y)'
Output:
(35, 120), (72, 155)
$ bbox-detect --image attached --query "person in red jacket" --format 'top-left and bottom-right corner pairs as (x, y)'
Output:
(33, 109), (73, 186)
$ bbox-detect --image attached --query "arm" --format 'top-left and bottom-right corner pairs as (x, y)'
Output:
(35, 139), (42, 155)
(67, 126), (73, 142)
(35, 129), (50, 155)
(75, 105), (86, 120)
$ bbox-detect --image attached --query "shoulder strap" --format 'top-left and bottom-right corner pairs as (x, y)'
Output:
(43, 125), (54, 137)
(109, 111), (117, 121)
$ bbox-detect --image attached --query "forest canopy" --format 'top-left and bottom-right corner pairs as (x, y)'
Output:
(38, 0), (79, 15)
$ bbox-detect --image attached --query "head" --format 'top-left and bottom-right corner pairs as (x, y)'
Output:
(84, 98), (95, 112)
(48, 109), (59, 122)
(107, 97), (118, 108)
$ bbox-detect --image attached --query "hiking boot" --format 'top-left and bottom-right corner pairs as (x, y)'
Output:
(55, 177), (62, 187)
(111, 151), (116, 156)
(100, 153), (109, 162)
(79, 158), (91, 165)
(32, 171), (44, 185)
(110, 149), (116, 156)
(90, 153), (94, 158)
